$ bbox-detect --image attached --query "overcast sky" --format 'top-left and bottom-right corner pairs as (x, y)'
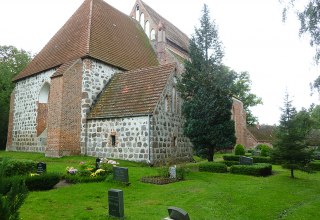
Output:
(1, 0), (319, 125)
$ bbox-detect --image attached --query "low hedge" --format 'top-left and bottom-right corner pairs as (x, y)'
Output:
(308, 161), (320, 171)
(199, 162), (228, 173)
(223, 155), (240, 161)
(252, 156), (271, 163)
(220, 161), (239, 167)
(0, 159), (37, 177)
(64, 174), (107, 184)
(230, 163), (272, 177)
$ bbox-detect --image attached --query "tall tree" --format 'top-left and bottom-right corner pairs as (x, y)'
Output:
(231, 70), (263, 125)
(0, 45), (31, 149)
(178, 4), (236, 162)
(272, 92), (313, 178)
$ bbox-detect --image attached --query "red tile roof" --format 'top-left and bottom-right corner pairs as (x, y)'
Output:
(88, 63), (176, 118)
(14, 0), (158, 81)
(140, 0), (190, 52)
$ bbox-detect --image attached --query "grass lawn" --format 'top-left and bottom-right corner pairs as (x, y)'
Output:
(1, 151), (320, 219)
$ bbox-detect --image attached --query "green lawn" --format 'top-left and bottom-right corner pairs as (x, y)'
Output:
(1, 151), (320, 219)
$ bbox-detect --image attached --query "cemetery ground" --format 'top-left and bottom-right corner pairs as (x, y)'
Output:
(1, 151), (320, 220)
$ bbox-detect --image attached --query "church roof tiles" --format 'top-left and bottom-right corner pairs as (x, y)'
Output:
(14, 0), (158, 81)
(88, 63), (176, 118)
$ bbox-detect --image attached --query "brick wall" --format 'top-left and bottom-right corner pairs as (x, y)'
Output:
(6, 90), (15, 150)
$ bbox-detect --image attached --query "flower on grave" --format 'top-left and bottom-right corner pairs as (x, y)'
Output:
(66, 166), (78, 174)
(30, 173), (39, 177)
(90, 168), (106, 177)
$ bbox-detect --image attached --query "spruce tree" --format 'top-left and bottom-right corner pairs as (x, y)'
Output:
(178, 4), (236, 161)
(272, 92), (313, 178)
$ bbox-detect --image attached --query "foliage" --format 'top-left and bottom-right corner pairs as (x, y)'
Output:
(230, 163), (272, 176)
(231, 71), (263, 124)
(219, 160), (239, 167)
(0, 45), (32, 150)
(252, 156), (272, 163)
(234, 144), (245, 155)
(308, 160), (320, 171)
(272, 93), (314, 178)
(0, 158), (37, 177)
(198, 162), (228, 173)
(25, 173), (61, 191)
(223, 154), (240, 161)
(178, 4), (236, 162)
(0, 158), (28, 220)
(256, 144), (272, 157)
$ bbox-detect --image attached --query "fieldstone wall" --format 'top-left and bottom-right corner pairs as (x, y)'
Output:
(86, 116), (151, 161)
(80, 59), (121, 154)
(151, 73), (193, 164)
(8, 69), (55, 152)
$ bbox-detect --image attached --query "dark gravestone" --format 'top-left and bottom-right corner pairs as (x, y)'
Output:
(252, 150), (261, 156)
(168, 206), (190, 220)
(108, 189), (124, 219)
(113, 167), (129, 184)
(314, 151), (320, 160)
(96, 158), (101, 169)
(36, 162), (46, 174)
(239, 156), (253, 165)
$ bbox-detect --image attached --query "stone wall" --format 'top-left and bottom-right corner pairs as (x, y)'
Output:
(151, 73), (193, 164)
(7, 69), (55, 152)
(85, 116), (151, 161)
(80, 59), (121, 154)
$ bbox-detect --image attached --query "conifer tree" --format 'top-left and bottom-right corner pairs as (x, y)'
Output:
(178, 4), (236, 161)
(272, 92), (313, 178)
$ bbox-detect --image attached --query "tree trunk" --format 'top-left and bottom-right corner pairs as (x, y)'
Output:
(208, 147), (214, 162)
(291, 168), (294, 178)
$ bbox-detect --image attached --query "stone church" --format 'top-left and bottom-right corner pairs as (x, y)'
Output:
(6, 0), (251, 164)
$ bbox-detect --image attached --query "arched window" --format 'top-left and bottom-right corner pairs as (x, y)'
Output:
(145, 21), (150, 38)
(164, 95), (169, 112)
(150, 29), (156, 40)
(140, 13), (145, 29)
(135, 5), (140, 21)
(171, 87), (176, 113)
(39, 82), (50, 103)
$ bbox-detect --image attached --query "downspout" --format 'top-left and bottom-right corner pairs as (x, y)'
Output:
(148, 114), (151, 163)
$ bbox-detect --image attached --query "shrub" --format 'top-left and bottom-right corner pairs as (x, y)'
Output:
(220, 161), (239, 167)
(234, 144), (245, 155)
(25, 173), (61, 191)
(308, 161), (320, 171)
(1, 159), (37, 177)
(223, 155), (240, 161)
(230, 163), (272, 176)
(256, 144), (272, 157)
(64, 174), (106, 184)
(252, 156), (271, 163)
(199, 162), (228, 173)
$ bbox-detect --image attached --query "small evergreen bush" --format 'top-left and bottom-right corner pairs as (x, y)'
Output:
(199, 162), (228, 173)
(252, 156), (271, 163)
(234, 144), (245, 155)
(1, 159), (37, 177)
(223, 155), (240, 161)
(230, 163), (272, 176)
(256, 144), (272, 157)
(25, 173), (61, 191)
(308, 161), (320, 171)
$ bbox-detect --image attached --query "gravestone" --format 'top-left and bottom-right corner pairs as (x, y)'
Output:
(166, 206), (190, 220)
(36, 162), (46, 174)
(95, 158), (101, 169)
(113, 167), (129, 184)
(108, 189), (124, 219)
(169, 166), (176, 179)
(239, 156), (253, 165)
(252, 150), (261, 156)
(314, 151), (320, 160)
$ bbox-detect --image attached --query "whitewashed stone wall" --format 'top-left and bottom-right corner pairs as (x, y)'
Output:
(11, 69), (55, 152)
(80, 59), (121, 154)
(86, 116), (151, 161)
(151, 74), (193, 164)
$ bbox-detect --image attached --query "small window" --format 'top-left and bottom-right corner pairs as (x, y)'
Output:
(173, 136), (177, 147)
(150, 29), (156, 40)
(135, 5), (140, 21)
(171, 87), (176, 113)
(164, 95), (169, 112)
(111, 134), (116, 146)
(140, 13), (145, 29)
(145, 21), (150, 38)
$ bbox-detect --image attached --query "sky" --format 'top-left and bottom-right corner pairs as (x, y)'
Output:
(1, 0), (319, 125)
